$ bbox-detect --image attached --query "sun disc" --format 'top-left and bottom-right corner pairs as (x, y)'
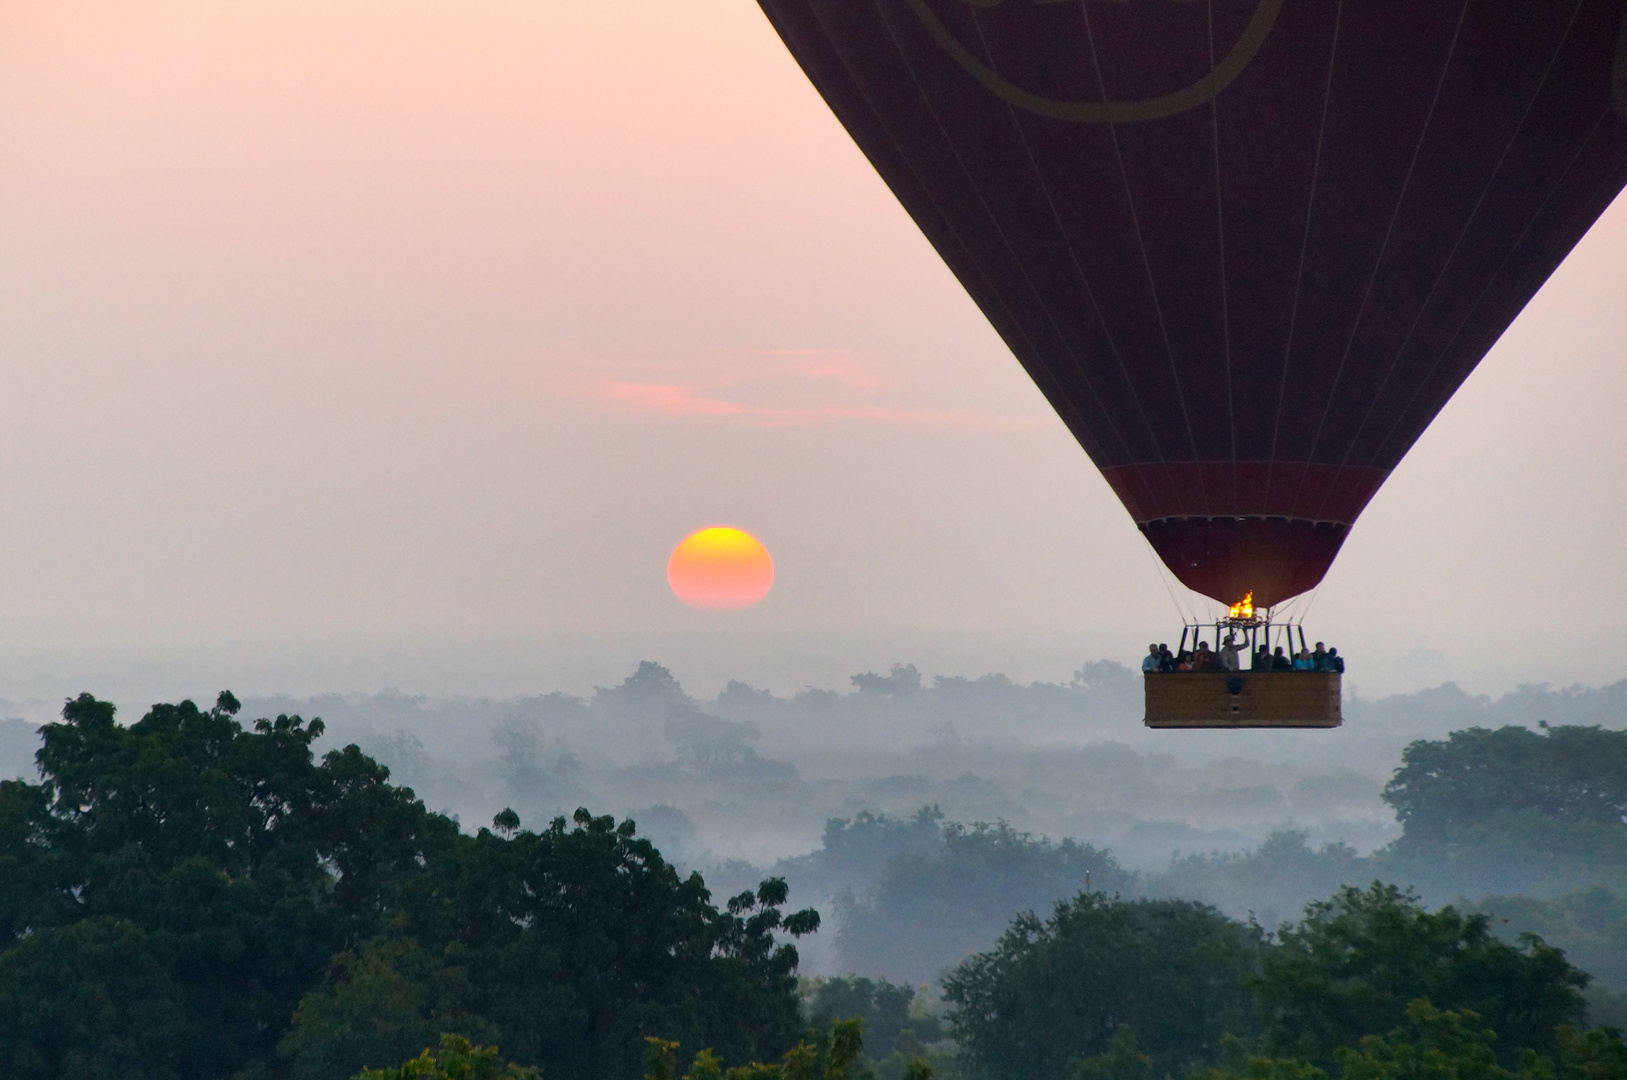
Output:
(667, 527), (774, 611)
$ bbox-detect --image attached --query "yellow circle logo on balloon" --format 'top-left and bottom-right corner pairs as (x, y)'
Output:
(667, 528), (774, 611)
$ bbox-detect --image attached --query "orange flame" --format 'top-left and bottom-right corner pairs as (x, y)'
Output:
(1228, 592), (1255, 620)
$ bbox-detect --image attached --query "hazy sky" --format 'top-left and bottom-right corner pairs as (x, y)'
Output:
(1, 1), (1624, 703)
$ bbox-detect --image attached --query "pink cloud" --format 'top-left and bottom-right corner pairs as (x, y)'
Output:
(534, 349), (1035, 430)
(594, 379), (1016, 428)
(739, 349), (881, 390)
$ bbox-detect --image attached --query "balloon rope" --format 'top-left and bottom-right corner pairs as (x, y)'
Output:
(1297, 582), (1325, 627)
(1141, 536), (1196, 627)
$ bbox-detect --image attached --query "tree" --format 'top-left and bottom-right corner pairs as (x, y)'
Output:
(663, 714), (797, 789)
(0, 692), (389, 1078)
(1377, 726), (1627, 897)
(803, 977), (944, 1072)
(641, 1018), (894, 1080)
(1072, 1026), (1155, 1080)
(838, 822), (1134, 982)
(277, 810), (819, 1080)
(278, 937), (496, 1080)
(1154, 831), (1367, 934)
(591, 662), (692, 725)
(0, 917), (191, 1080)
(1257, 884), (1588, 1068)
(1335, 1001), (1522, 1080)
(1196, 1001), (1627, 1080)
(943, 893), (1263, 1079)
(773, 808), (946, 904)
(1383, 726), (1627, 843)
(1462, 886), (1627, 996)
(353, 1033), (539, 1080)
(0, 693), (819, 1080)
(851, 665), (922, 697)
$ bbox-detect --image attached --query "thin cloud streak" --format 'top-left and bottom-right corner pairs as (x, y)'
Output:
(595, 379), (1026, 428)
(738, 349), (881, 390)
(546, 349), (1037, 429)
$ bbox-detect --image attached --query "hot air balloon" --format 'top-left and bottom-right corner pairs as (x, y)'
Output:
(755, 0), (1627, 726)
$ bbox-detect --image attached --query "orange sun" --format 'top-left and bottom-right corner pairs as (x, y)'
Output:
(667, 527), (774, 611)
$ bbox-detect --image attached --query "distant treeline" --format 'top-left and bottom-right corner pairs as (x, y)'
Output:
(730, 722), (1627, 1016)
(6, 661), (1625, 871)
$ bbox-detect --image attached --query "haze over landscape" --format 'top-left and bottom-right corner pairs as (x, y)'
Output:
(2, 5), (1627, 1079)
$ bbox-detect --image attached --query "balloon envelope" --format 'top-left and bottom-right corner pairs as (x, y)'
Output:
(757, 0), (1627, 606)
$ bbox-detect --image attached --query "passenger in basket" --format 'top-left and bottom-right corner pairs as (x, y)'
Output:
(1218, 635), (1241, 672)
(1293, 648), (1316, 671)
(1312, 641), (1328, 670)
(1253, 645), (1272, 672)
(1272, 646), (1294, 671)
(1325, 647), (1346, 674)
(1143, 644), (1162, 673)
(1159, 644), (1176, 672)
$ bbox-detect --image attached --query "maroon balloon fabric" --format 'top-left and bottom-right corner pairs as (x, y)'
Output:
(757, 0), (1627, 606)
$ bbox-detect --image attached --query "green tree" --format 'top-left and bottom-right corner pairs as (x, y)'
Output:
(1258, 884), (1588, 1068)
(1335, 1000), (1525, 1080)
(1462, 886), (1627, 996)
(0, 917), (191, 1080)
(1072, 1026), (1155, 1080)
(283, 809), (819, 1080)
(278, 936), (496, 1080)
(803, 976), (944, 1066)
(943, 893), (1263, 1079)
(642, 1019), (888, 1080)
(0, 692), (819, 1080)
(1378, 726), (1627, 896)
(1201, 1000), (1627, 1080)
(1383, 727), (1627, 839)
(0, 691), (392, 1078)
(1546, 1025), (1627, 1080)
(353, 1033), (539, 1080)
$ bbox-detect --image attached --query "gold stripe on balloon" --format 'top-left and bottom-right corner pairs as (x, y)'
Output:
(907, 0), (1286, 123)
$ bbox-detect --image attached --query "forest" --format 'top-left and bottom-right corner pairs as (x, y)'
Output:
(0, 668), (1625, 1078)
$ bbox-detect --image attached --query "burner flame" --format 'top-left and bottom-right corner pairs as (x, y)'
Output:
(1228, 592), (1255, 621)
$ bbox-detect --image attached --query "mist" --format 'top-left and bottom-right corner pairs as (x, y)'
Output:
(7, 654), (1621, 1004)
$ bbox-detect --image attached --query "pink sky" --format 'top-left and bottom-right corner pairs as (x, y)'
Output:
(0, 1), (1624, 698)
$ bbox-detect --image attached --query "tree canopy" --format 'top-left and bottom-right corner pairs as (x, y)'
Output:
(638, 1018), (911, 1080)
(943, 892), (1264, 1079)
(354, 1034), (540, 1080)
(802, 977), (944, 1080)
(942, 883), (1609, 1080)
(0, 692), (817, 1080)
(1383, 726), (1627, 839)
(1198, 1000), (1627, 1080)
(1372, 725), (1627, 899)
(1258, 883), (1588, 1068)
